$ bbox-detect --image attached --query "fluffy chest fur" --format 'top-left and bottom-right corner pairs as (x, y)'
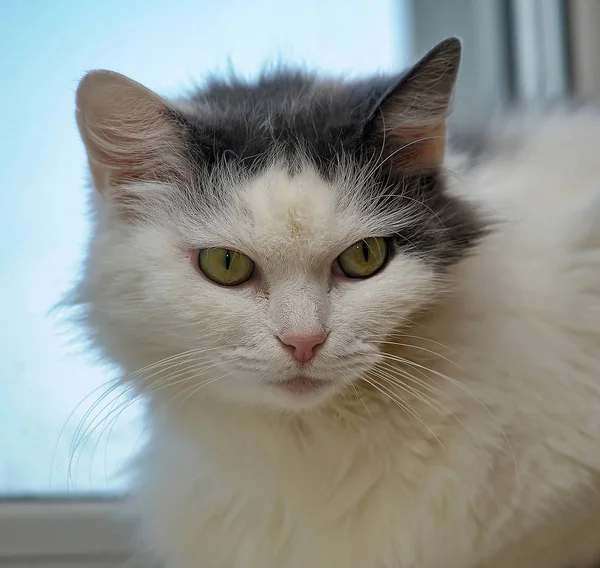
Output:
(137, 405), (491, 568)
(136, 344), (600, 568)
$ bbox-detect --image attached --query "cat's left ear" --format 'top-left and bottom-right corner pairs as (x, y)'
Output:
(75, 70), (188, 191)
(366, 37), (462, 170)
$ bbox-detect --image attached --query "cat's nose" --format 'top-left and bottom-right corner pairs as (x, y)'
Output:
(278, 332), (327, 365)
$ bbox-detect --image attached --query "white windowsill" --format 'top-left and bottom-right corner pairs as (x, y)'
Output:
(0, 498), (133, 563)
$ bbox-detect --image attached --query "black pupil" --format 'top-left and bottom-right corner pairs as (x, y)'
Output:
(225, 250), (232, 270)
(361, 240), (369, 262)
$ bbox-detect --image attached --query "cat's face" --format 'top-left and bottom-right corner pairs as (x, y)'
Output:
(75, 38), (482, 410)
(84, 164), (441, 410)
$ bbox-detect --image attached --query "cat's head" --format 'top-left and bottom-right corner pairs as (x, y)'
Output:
(75, 38), (483, 411)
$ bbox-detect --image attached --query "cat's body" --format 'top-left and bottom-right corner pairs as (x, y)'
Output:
(74, 40), (600, 568)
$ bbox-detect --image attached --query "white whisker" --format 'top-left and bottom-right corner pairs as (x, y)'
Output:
(377, 352), (520, 488)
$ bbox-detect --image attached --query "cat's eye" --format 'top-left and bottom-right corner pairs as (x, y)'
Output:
(197, 248), (255, 286)
(337, 237), (388, 278)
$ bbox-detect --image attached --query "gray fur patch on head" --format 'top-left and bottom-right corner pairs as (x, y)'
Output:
(159, 38), (485, 270)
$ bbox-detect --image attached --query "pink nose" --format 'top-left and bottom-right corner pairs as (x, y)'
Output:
(279, 332), (327, 365)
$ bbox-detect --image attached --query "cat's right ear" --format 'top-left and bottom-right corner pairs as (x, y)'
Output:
(75, 71), (188, 192)
(365, 37), (462, 171)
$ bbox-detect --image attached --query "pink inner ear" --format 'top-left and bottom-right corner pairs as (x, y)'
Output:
(367, 39), (459, 172)
(76, 71), (186, 191)
(382, 122), (447, 171)
(82, 108), (185, 189)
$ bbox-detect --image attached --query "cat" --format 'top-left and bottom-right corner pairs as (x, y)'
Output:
(73, 37), (600, 568)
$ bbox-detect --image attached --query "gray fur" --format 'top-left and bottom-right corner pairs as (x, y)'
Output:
(166, 38), (485, 269)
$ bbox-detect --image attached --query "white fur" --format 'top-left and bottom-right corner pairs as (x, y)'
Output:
(80, 110), (600, 568)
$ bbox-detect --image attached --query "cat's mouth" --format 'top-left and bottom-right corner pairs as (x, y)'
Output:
(269, 376), (333, 397)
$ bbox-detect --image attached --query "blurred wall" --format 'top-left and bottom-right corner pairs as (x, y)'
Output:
(568, 0), (600, 99)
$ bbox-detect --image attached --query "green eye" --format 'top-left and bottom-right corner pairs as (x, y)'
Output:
(337, 237), (388, 278)
(198, 248), (255, 286)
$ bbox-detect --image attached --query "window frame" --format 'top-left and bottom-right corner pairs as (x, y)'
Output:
(0, 498), (131, 565)
(566, 0), (600, 98)
(508, 0), (569, 102)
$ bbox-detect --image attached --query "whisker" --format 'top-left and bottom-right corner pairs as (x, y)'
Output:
(371, 363), (491, 460)
(371, 364), (448, 415)
(66, 345), (240, 489)
(175, 370), (238, 406)
(126, 345), (231, 384)
(383, 332), (459, 355)
(376, 340), (463, 370)
(68, 384), (134, 490)
(81, 359), (239, 487)
(376, 359), (449, 401)
(50, 377), (119, 488)
(377, 352), (520, 489)
(338, 361), (373, 418)
(145, 359), (236, 394)
(345, 369), (444, 449)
